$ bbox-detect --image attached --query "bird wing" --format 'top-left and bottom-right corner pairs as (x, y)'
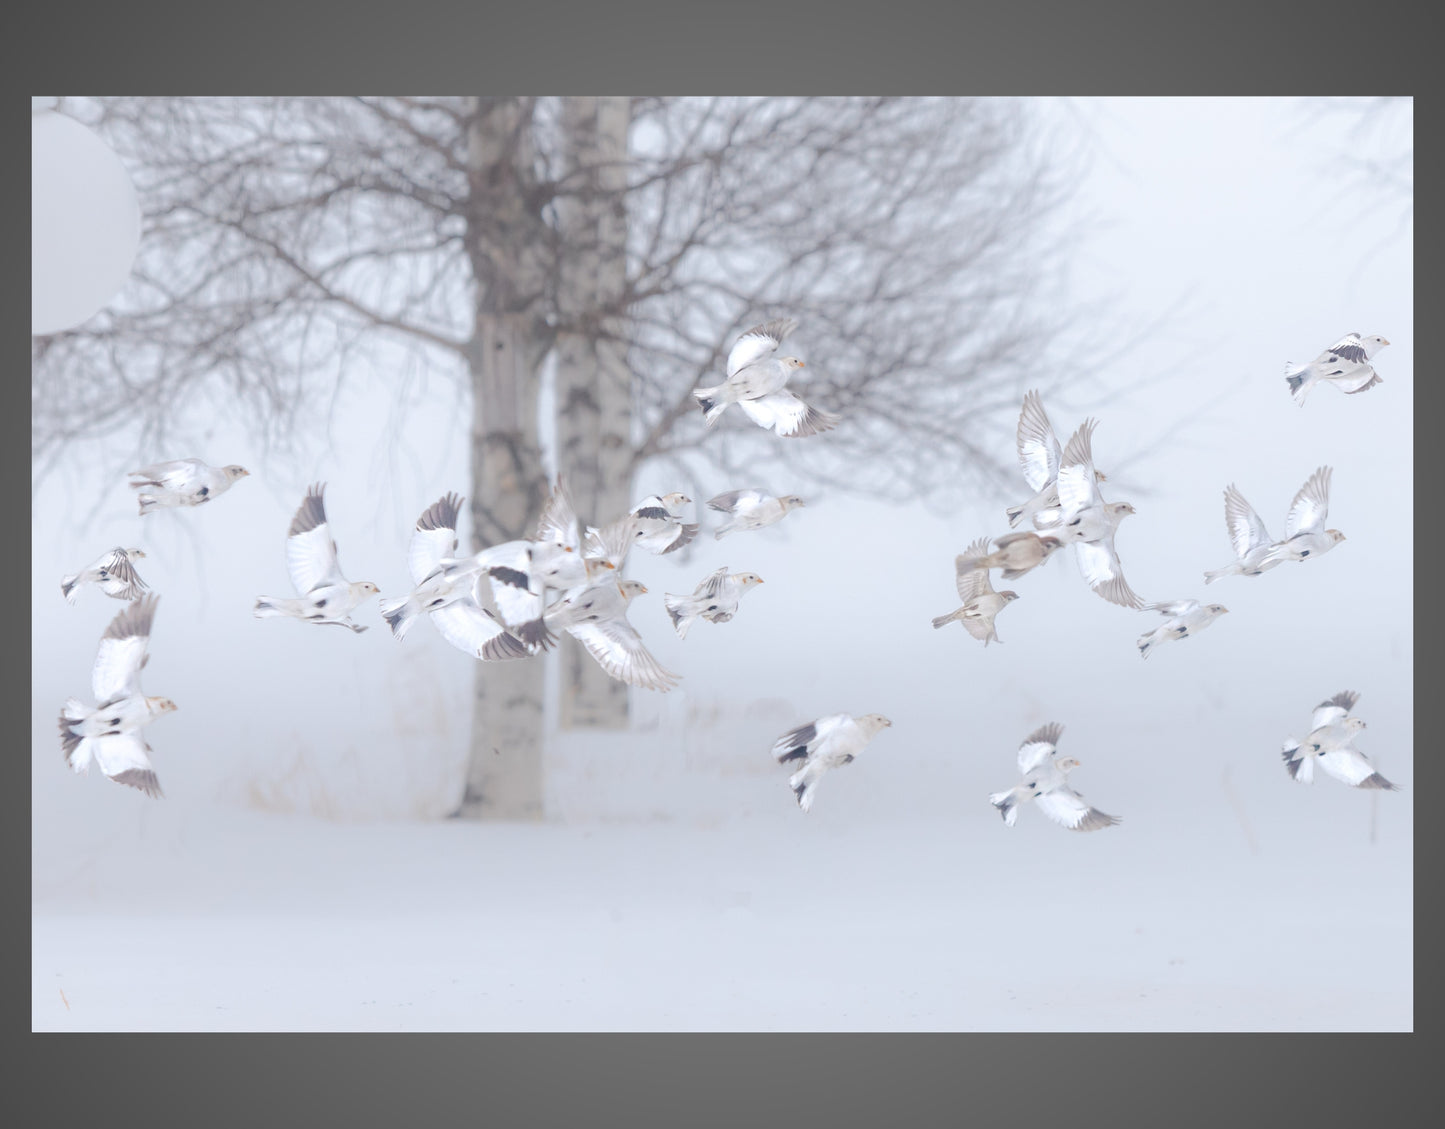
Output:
(772, 713), (849, 763)
(1074, 539), (1144, 609)
(1016, 390), (1062, 492)
(1054, 419), (1102, 518)
(706, 490), (756, 514)
(485, 547), (545, 630)
(693, 565), (732, 599)
(1146, 599), (1198, 617)
(954, 538), (997, 604)
(1316, 747), (1391, 789)
(100, 551), (149, 600)
(726, 318), (797, 377)
(583, 516), (637, 570)
(1310, 690), (1360, 731)
(534, 479), (580, 551)
(1035, 786), (1120, 831)
(428, 599), (530, 661)
(285, 484), (346, 594)
(90, 733), (163, 797)
(567, 615), (680, 692)
(739, 391), (840, 437)
(1284, 466), (1332, 538)
(130, 458), (203, 489)
(1323, 333), (1370, 366)
(1017, 722), (1064, 774)
(92, 595), (157, 704)
(1224, 484), (1272, 558)
(408, 493), (464, 585)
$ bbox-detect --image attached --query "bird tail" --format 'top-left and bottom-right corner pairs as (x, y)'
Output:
(1284, 363), (1313, 406)
(692, 385), (729, 426)
(788, 765), (820, 813)
(989, 788), (1021, 826)
(136, 492), (163, 516)
(931, 609), (963, 630)
(713, 523), (734, 541)
(1202, 566), (1229, 585)
(1281, 738), (1313, 784)
(59, 704), (90, 771)
(252, 596), (293, 620)
(378, 596), (421, 641)
(1005, 505), (1024, 528)
(61, 573), (81, 604)
(663, 594), (699, 640)
(1137, 628), (1160, 659)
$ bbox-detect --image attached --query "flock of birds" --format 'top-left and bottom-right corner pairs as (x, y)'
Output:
(56, 323), (1400, 821)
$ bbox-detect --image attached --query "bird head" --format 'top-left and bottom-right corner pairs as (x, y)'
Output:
(357, 581), (381, 596)
(1111, 502), (1137, 518)
(780, 495), (807, 510)
(618, 579), (648, 602)
(1208, 604), (1228, 616)
(1327, 530), (1346, 545)
(224, 465), (251, 480)
(783, 357), (805, 370)
(1345, 717), (1367, 733)
(857, 713), (892, 735)
(1001, 590), (1021, 603)
(124, 548), (147, 559)
(584, 557), (617, 580)
(1363, 334), (1390, 353)
(149, 697), (179, 715)
(736, 572), (765, 588)
(1056, 755), (1082, 772)
(1094, 469), (1109, 483)
(661, 492), (691, 509)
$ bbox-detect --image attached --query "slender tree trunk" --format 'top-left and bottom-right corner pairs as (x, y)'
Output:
(553, 97), (635, 731)
(455, 97), (552, 820)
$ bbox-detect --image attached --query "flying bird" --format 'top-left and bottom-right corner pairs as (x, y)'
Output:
(663, 566), (765, 639)
(1005, 390), (1109, 530)
(1136, 599), (1228, 659)
(1053, 418), (1143, 609)
(958, 530), (1065, 581)
(1284, 333), (1390, 405)
(543, 576), (681, 692)
(1202, 483), (1289, 584)
(377, 492), (531, 660)
(128, 458), (250, 515)
(771, 712), (892, 813)
(707, 489), (806, 540)
(989, 722), (1120, 831)
(58, 594), (176, 798)
(61, 547), (148, 605)
(931, 537), (1019, 644)
(587, 493), (698, 558)
(253, 484), (379, 633)
(1281, 690), (1398, 790)
(692, 318), (840, 437)
(1262, 466), (1345, 565)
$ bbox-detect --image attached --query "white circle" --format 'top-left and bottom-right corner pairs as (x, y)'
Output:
(32, 110), (142, 336)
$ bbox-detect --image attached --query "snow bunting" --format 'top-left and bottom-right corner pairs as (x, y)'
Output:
(58, 594), (176, 798)
(1053, 418), (1143, 609)
(958, 530), (1065, 581)
(61, 547), (148, 605)
(1284, 333), (1390, 405)
(1202, 483), (1288, 583)
(1136, 599), (1228, 659)
(1005, 390), (1109, 530)
(543, 576), (680, 691)
(771, 712), (892, 813)
(989, 722), (1120, 831)
(1263, 466), (1345, 565)
(662, 566), (765, 639)
(614, 493), (699, 556)
(931, 537), (1019, 644)
(253, 484), (379, 633)
(1281, 690), (1398, 790)
(377, 492), (531, 660)
(707, 489), (806, 540)
(128, 458), (249, 515)
(692, 318), (840, 437)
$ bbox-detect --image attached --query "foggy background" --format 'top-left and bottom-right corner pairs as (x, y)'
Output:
(31, 96), (1412, 1030)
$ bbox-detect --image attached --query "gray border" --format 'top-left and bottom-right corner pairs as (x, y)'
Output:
(14, 0), (1427, 1125)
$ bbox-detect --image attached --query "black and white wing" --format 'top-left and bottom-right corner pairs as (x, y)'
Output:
(692, 565), (732, 600)
(1074, 538), (1144, 609)
(90, 733), (164, 798)
(772, 713), (850, 764)
(567, 615), (680, 692)
(1016, 722), (1064, 775)
(1146, 599), (1198, 617)
(99, 550), (149, 601)
(707, 490), (761, 514)
(1223, 484), (1272, 560)
(738, 391), (840, 437)
(408, 492), (464, 585)
(1016, 390), (1062, 493)
(285, 484), (346, 595)
(92, 595), (157, 705)
(954, 537), (997, 604)
(726, 318), (797, 377)
(1054, 418), (1103, 519)
(1310, 690), (1360, 731)
(1284, 466), (1332, 539)
(129, 458), (204, 491)
(429, 600), (531, 661)
(1322, 333), (1370, 367)
(1035, 787), (1121, 831)
(1316, 747), (1398, 790)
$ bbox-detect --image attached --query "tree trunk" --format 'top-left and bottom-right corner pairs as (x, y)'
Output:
(455, 98), (553, 820)
(553, 97), (635, 731)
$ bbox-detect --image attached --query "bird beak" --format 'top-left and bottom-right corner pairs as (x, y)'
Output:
(797, 361), (806, 368)
(604, 561), (616, 569)
(638, 585), (648, 594)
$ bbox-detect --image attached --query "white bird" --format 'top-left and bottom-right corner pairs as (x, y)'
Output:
(1262, 466), (1345, 565)
(587, 493), (700, 560)
(958, 530), (1065, 581)
(128, 458), (250, 515)
(1281, 690), (1398, 790)
(1053, 418), (1143, 609)
(931, 536), (1019, 644)
(543, 576), (681, 692)
(663, 566), (765, 639)
(1284, 333), (1390, 406)
(61, 547), (148, 605)
(1202, 484), (1289, 583)
(988, 722), (1120, 831)
(771, 712), (892, 813)
(253, 484), (379, 633)
(692, 318), (840, 437)
(1005, 390), (1110, 531)
(707, 489), (806, 539)
(1136, 599), (1229, 659)
(377, 492), (531, 660)
(58, 594), (176, 798)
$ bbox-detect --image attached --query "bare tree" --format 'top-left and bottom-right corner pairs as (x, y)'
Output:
(32, 96), (1076, 819)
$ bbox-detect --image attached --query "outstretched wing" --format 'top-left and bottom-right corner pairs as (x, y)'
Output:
(1317, 747), (1397, 790)
(567, 616), (680, 692)
(1146, 599), (1198, 617)
(408, 493), (464, 585)
(1035, 787), (1120, 831)
(1223, 484), (1272, 559)
(285, 484), (345, 594)
(534, 479), (580, 551)
(726, 318), (797, 377)
(738, 391), (840, 438)
(1054, 419), (1102, 519)
(428, 599), (531, 661)
(707, 490), (756, 513)
(92, 595), (157, 704)
(692, 565), (732, 600)
(583, 516), (637, 570)
(772, 713), (849, 764)
(1016, 390), (1062, 493)
(1017, 722), (1064, 774)
(91, 733), (163, 798)
(1074, 539), (1144, 609)
(1284, 466), (1332, 539)
(100, 550), (149, 600)
(954, 537), (996, 604)
(1310, 690), (1360, 731)
(1323, 333), (1370, 366)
